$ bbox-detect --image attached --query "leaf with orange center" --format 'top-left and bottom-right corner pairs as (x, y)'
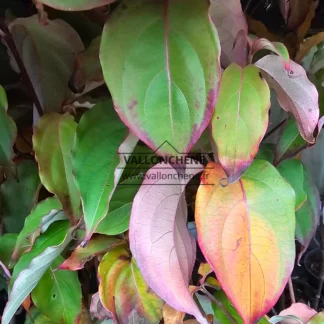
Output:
(195, 160), (296, 324)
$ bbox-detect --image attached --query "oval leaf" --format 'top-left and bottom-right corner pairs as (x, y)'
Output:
(33, 113), (81, 223)
(211, 63), (270, 184)
(38, 0), (115, 11)
(100, 0), (220, 156)
(195, 160), (296, 324)
(308, 311), (324, 324)
(0, 86), (16, 167)
(255, 55), (319, 143)
(72, 101), (137, 241)
(279, 303), (317, 324)
(129, 162), (207, 323)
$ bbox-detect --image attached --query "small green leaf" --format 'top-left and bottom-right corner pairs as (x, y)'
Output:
(33, 113), (81, 223)
(100, 0), (221, 156)
(0, 86), (16, 167)
(98, 246), (163, 324)
(256, 143), (275, 163)
(72, 101), (137, 241)
(13, 197), (63, 261)
(1, 160), (41, 233)
(275, 118), (306, 164)
(59, 234), (122, 271)
(0, 234), (20, 268)
(3, 221), (74, 324)
(277, 159), (307, 210)
(32, 257), (82, 324)
(211, 63), (270, 183)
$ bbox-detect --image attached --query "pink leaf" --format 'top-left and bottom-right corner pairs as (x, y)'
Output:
(255, 55), (319, 143)
(209, 0), (248, 67)
(129, 162), (207, 324)
(280, 0), (290, 23)
(90, 292), (113, 321)
(279, 303), (317, 324)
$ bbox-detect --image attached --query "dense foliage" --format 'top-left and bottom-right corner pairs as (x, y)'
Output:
(1, 0), (324, 323)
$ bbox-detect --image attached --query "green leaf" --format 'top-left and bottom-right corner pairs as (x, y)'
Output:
(277, 159), (307, 210)
(32, 257), (82, 324)
(296, 166), (320, 260)
(98, 246), (163, 324)
(308, 311), (324, 323)
(3, 221), (74, 324)
(33, 113), (81, 223)
(1, 160), (41, 233)
(100, 0), (221, 156)
(0, 86), (16, 166)
(59, 234), (122, 271)
(211, 63), (270, 184)
(0, 234), (21, 268)
(256, 143), (275, 163)
(12, 197), (63, 261)
(72, 101), (137, 241)
(8, 16), (84, 115)
(24, 307), (56, 324)
(212, 290), (269, 324)
(38, 0), (115, 11)
(275, 118), (306, 164)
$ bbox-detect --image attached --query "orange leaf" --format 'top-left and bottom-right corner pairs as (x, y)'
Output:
(296, 32), (324, 62)
(195, 161), (296, 324)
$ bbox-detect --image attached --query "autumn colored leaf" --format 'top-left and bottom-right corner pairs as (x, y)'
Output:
(279, 303), (317, 324)
(98, 245), (164, 324)
(163, 303), (185, 324)
(251, 39), (290, 62)
(8, 16), (83, 116)
(247, 17), (279, 42)
(209, 0), (248, 67)
(255, 55), (319, 143)
(37, 0), (116, 11)
(211, 63), (270, 184)
(0, 86), (16, 167)
(277, 159), (307, 210)
(100, 0), (220, 156)
(1, 160), (41, 233)
(33, 113), (81, 224)
(308, 312), (324, 324)
(129, 162), (207, 323)
(72, 101), (137, 241)
(195, 161), (296, 324)
(59, 235), (122, 271)
(198, 262), (213, 285)
(90, 292), (112, 320)
(12, 197), (62, 261)
(296, 32), (324, 62)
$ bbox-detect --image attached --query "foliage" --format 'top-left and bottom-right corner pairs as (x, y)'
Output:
(0, 1), (324, 324)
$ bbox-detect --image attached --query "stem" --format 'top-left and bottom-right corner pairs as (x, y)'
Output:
(288, 277), (296, 304)
(264, 118), (287, 140)
(314, 199), (324, 310)
(0, 20), (44, 117)
(200, 287), (236, 324)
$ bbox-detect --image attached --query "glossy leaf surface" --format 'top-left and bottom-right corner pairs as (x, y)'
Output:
(211, 63), (270, 184)
(100, 0), (221, 156)
(255, 55), (319, 143)
(33, 113), (80, 223)
(129, 162), (207, 323)
(196, 161), (296, 324)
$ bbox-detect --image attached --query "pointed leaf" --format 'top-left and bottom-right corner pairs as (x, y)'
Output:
(129, 162), (207, 323)
(33, 113), (81, 223)
(59, 235), (122, 271)
(13, 197), (62, 261)
(209, 0), (248, 67)
(275, 118), (306, 164)
(99, 246), (164, 324)
(8, 16), (84, 116)
(195, 161), (296, 324)
(279, 303), (317, 324)
(211, 63), (270, 184)
(277, 159), (307, 210)
(38, 0), (116, 11)
(100, 0), (221, 156)
(32, 257), (82, 324)
(255, 55), (319, 143)
(3, 221), (74, 324)
(72, 101), (137, 241)
(0, 86), (16, 166)
(1, 160), (41, 233)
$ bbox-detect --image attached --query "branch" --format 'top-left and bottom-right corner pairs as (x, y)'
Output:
(0, 20), (44, 117)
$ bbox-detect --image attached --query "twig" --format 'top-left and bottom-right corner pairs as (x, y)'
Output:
(264, 118), (287, 140)
(314, 199), (324, 310)
(244, 0), (253, 14)
(288, 277), (296, 304)
(0, 20), (44, 117)
(200, 287), (236, 324)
